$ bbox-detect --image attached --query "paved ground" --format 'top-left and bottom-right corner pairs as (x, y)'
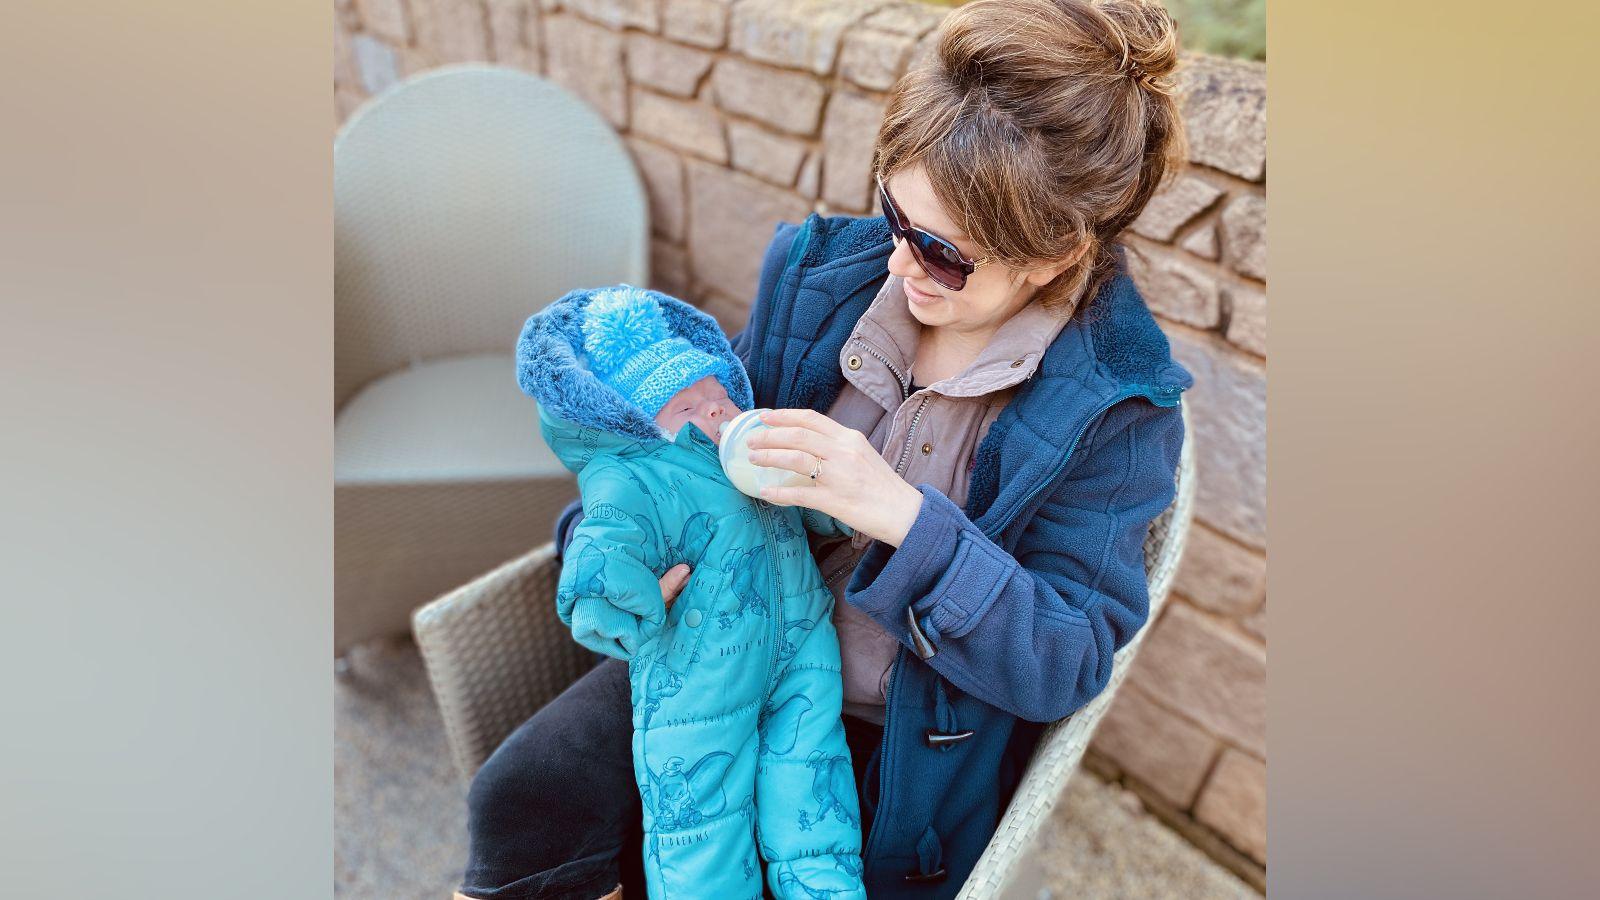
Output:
(335, 637), (1259, 899)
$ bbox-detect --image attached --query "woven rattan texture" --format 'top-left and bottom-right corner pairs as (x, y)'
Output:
(413, 545), (599, 783)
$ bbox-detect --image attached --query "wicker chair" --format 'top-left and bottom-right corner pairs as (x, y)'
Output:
(335, 64), (648, 654)
(414, 409), (1195, 897)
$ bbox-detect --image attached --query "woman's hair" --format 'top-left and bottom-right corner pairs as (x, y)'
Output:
(873, 0), (1187, 314)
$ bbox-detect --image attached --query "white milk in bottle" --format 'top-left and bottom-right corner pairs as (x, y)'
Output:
(718, 408), (813, 499)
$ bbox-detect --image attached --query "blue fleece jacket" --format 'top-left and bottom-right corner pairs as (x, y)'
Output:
(559, 214), (1191, 897)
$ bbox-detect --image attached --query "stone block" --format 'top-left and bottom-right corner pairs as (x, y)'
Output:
(1220, 194), (1267, 281)
(821, 90), (887, 212)
(663, 0), (731, 49)
(650, 240), (690, 299)
(412, 0), (492, 63)
(487, 1), (541, 71)
(795, 151), (820, 199)
(1195, 749), (1266, 863)
(1225, 282), (1266, 357)
(335, 20), (361, 91)
(336, 86), (367, 126)
(687, 160), (809, 302)
(1132, 176), (1224, 242)
(1241, 601), (1265, 642)
(728, 121), (808, 186)
(1174, 523), (1266, 617)
(697, 290), (752, 337)
(710, 58), (828, 136)
(627, 33), (715, 98)
(395, 43), (443, 77)
(1177, 54), (1266, 182)
(1130, 602), (1266, 757)
(544, 15), (628, 126)
(1093, 684), (1218, 808)
(631, 89), (727, 163)
(839, 29), (917, 92)
(351, 34), (401, 96)
(730, 0), (885, 76)
(1165, 327), (1266, 547)
(1181, 224), (1219, 261)
(862, 3), (946, 37)
(1129, 250), (1220, 329)
(625, 137), (686, 241)
(565, 0), (658, 31)
(355, 0), (411, 44)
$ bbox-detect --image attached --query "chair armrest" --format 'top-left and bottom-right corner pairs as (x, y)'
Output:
(412, 542), (597, 783)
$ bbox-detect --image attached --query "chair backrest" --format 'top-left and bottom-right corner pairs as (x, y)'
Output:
(335, 64), (648, 408)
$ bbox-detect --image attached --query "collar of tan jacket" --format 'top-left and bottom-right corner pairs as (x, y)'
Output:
(841, 274), (1075, 407)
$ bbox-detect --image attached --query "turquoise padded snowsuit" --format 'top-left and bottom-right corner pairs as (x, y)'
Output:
(517, 288), (867, 900)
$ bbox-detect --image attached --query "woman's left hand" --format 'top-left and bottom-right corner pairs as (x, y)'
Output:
(745, 408), (924, 547)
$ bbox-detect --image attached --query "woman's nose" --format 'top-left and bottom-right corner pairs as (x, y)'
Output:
(887, 234), (926, 280)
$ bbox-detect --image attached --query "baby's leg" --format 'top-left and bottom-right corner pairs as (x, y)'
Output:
(630, 648), (764, 899)
(754, 600), (867, 900)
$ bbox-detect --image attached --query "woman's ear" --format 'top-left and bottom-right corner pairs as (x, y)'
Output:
(1024, 242), (1091, 287)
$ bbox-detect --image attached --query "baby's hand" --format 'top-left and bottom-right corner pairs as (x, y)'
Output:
(659, 563), (691, 611)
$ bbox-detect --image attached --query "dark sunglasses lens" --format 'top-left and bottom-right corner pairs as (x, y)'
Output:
(911, 231), (968, 290)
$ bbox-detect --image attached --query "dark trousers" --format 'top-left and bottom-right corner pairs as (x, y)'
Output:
(460, 658), (884, 900)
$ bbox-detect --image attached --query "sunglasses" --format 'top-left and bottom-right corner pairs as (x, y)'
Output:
(877, 175), (996, 292)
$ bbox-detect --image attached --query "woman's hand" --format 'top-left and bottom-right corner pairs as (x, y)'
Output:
(660, 563), (691, 611)
(745, 408), (924, 546)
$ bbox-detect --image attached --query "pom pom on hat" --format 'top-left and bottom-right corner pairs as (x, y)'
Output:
(578, 285), (729, 419)
(582, 286), (669, 377)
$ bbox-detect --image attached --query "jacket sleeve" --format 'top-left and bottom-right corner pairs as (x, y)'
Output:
(556, 462), (669, 660)
(843, 399), (1184, 722)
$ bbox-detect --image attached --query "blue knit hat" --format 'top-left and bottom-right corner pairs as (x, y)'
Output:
(580, 286), (729, 418)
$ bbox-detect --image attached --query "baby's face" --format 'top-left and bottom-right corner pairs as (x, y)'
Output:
(655, 376), (740, 444)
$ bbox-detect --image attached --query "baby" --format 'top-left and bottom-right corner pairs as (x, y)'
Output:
(516, 285), (866, 900)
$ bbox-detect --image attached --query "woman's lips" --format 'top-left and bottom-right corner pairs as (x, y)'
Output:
(904, 279), (941, 305)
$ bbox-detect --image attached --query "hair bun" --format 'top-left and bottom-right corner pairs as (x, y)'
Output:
(1097, 0), (1181, 84)
(934, 1), (1180, 98)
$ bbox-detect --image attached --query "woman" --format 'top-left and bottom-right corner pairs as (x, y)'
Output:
(459, 1), (1192, 897)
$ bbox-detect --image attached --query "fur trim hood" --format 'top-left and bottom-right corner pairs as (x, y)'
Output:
(516, 285), (753, 472)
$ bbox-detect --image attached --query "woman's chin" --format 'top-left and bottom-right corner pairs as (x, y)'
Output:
(906, 295), (952, 326)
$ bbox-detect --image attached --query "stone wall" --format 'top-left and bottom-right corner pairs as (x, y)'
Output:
(334, 0), (1267, 875)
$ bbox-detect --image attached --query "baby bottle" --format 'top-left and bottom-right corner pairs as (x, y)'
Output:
(718, 408), (813, 499)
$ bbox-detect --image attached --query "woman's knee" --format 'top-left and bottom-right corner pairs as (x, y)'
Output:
(466, 723), (606, 845)
(463, 662), (640, 891)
